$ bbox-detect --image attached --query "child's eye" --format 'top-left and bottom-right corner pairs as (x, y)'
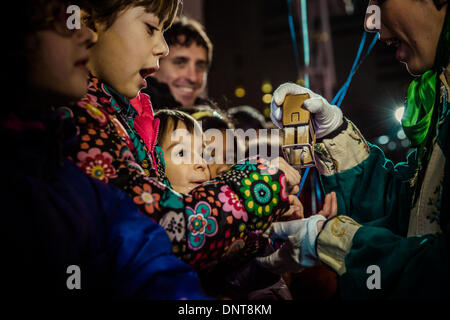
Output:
(145, 23), (158, 36)
(177, 149), (184, 157)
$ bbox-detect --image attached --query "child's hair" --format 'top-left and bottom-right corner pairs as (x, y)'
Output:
(87, 0), (180, 31)
(183, 104), (234, 132)
(183, 105), (245, 164)
(154, 109), (198, 146)
(227, 105), (267, 131)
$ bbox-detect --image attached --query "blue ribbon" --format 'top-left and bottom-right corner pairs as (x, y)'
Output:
(296, 31), (379, 199)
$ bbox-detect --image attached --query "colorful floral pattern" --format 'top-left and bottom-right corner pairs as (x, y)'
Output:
(240, 172), (281, 217)
(218, 185), (247, 222)
(77, 148), (117, 183)
(65, 74), (290, 271)
(257, 157), (278, 175)
(132, 183), (161, 214)
(77, 93), (108, 126)
(186, 202), (218, 250)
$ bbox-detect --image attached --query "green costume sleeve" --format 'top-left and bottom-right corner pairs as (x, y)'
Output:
(315, 120), (418, 233)
(323, 145), (417, 232)
(314, 66), (450, 299)
(316, 215), (450, 299)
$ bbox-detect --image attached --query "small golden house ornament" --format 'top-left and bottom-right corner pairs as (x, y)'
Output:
(281, 94), (316, 169)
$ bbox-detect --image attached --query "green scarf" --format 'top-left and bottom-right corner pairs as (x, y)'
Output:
(402, 5), (449, 160)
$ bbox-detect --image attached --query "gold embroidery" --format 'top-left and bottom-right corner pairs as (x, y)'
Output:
(315, 121), (370, 176)
(330, 216), (361, 237)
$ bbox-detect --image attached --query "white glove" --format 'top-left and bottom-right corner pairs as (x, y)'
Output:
(256, 214), (326, 274)
(270, 83), (343, 139)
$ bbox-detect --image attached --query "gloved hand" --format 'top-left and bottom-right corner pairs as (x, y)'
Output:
(270, 83), (343, 139)
(255, 214), (326, 274)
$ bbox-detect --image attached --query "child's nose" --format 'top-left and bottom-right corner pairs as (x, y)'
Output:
(195, 157), (207, 171)
(154, 33), (169, 58)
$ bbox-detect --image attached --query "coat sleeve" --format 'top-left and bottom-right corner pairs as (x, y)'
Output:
(99, 181), (208, 299)
(316, 215), (450, 299)
(67, 104), (290, 271)
(314, 119), (450, 299)
(314, 119), (417, 233)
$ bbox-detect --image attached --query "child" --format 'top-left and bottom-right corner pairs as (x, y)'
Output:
(184, 104), (241, 179)
(1, 0), (205, 299)
(66, 0), (300, 272)
(185, 105), (304, 220)
(155, 109), (307, 299)
(154, 109), (210, 193)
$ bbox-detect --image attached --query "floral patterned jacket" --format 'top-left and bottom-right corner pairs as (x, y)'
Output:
(62, 75), (290, 270)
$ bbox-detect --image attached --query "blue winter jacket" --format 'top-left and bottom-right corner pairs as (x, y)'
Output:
(0, 112), (206, 300)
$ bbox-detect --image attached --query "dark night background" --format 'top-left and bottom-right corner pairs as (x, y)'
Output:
(184, 0), (413, 163)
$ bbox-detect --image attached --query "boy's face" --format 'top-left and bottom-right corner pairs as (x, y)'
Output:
(28, 18), (96, 103)
(89, 6), (169, 99)
(367, 0), (448, 76)
(154, 41), (208, 107)
(161, 120), (210, 194)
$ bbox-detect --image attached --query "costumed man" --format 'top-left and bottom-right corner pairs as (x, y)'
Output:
(259, 0), (450, 299)
(141, 16), (212, 109)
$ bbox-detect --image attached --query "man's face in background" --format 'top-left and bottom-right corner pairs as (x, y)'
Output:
(154, 37), (209, 107)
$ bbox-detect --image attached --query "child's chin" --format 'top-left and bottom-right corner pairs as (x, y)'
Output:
(173, 185), (195, 194)
(121, 84), (141, 100)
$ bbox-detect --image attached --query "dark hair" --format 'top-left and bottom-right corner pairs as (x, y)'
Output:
(88, 0), (180, 31)
(227, 105), (267, 131)
(183, 105), (246, 164)
(154, 109), (198, 146)
(183, 104), (233, 132)
(164, 16), (213, 67)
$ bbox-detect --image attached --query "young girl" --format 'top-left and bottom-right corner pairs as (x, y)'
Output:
(185, 105), (304, 220)
(184, 104), (240, 179)
(155, 109), (305, 299)
(65, 0), (300, 272)
(2, 0), (205, 299)
(154, 109), (210, 193)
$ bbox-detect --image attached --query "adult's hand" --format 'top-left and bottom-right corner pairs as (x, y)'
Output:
(256, 192), (338, 273)
(270, 83), (343, 139)
(256, 214), (326, 274)
(280, 195), (304, 220)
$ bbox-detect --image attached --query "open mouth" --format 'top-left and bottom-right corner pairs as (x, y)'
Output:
(382, 37), (408, 62)
(139, 67), (158, 79)
(383, 38), (401, 48)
